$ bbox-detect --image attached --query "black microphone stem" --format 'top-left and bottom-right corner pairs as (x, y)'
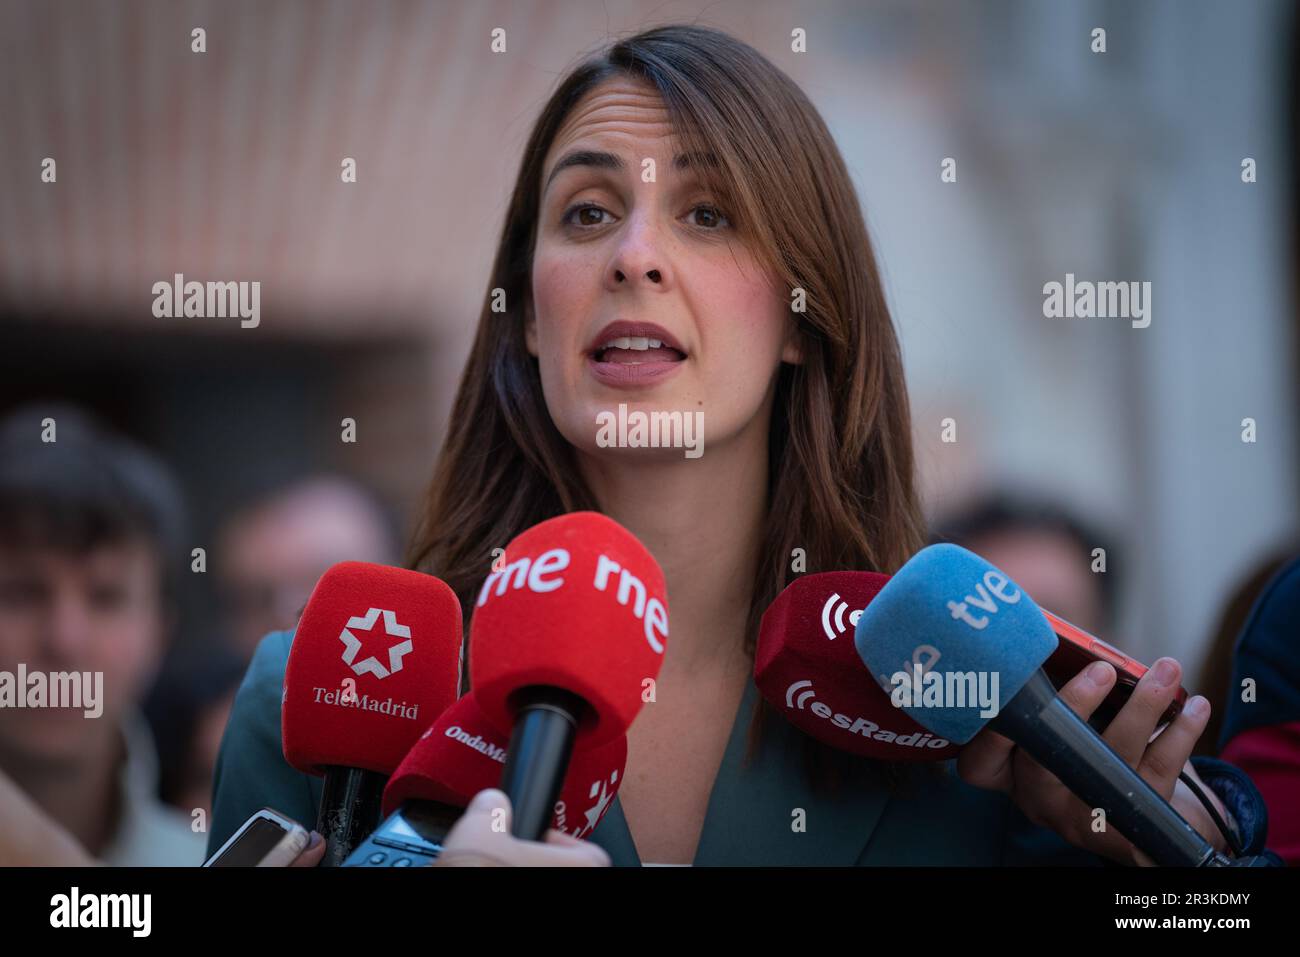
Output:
(316, 766), (387, 867)
(996, 670), (1218, 867)
(499, 687), (584, 841)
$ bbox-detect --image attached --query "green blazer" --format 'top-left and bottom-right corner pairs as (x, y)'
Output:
(208, 630), (1100, 866)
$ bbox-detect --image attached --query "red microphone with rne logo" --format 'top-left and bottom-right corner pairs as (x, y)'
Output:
(469, 511), (667, 839)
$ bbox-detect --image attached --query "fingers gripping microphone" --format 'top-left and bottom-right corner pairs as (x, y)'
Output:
(282, 562), (461, 866)
(853, 544), (1223, 867)
(756, 572), (959, 760)
(469, 512), (667, 840)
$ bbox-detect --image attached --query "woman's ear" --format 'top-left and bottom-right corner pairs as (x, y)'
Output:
(781, 320), (805, 365)
(524, 300), (539, 358)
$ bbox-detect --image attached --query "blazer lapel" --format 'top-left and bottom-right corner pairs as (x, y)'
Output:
(589, 679), (894, 866)
(587, 786), (642, 866)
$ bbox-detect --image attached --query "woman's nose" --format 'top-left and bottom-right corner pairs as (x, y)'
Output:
(608, 213), (667, 287)
(613, 267), (661, 284)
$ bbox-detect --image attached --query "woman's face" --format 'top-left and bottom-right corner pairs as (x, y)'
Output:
(528, 77), (800, 461)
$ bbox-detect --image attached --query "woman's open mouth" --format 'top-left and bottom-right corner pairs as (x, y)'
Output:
(593, 336), (687, 364)
(586, 322), (687, 387)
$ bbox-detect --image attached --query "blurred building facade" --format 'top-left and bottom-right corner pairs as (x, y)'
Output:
(0, 0), (1295, 666)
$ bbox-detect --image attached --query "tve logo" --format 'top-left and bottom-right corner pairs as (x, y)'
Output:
(873, 644), (941, 695)
(946, 569), (1021, 630)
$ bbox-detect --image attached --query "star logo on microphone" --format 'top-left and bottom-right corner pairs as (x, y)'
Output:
(338, 608), (413, 680)
(576, 770), (618, 839)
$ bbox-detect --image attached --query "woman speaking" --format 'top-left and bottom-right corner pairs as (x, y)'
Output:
(209, 23), (1258, 867)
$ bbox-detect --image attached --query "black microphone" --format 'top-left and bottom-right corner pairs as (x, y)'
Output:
(497, 688), (584, 839)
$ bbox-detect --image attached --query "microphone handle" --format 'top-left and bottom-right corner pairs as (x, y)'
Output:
(995, 670), (1218, 867)
(316, 766), (387, 867)
(499, 687), (584, 841)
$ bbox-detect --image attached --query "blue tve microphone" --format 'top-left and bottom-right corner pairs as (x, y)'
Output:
(854, 544), (1230, 867)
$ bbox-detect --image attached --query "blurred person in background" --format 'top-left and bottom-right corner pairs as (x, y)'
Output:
(143, 644), (248, 821)
(1191, 548), (1300, 866)
(0, 762), (97, 866)
(1193, 544), (1299, 757)
(929, 490), (1119, 638)
(215, 474), (400, 660)
(0, 403), (206, 865)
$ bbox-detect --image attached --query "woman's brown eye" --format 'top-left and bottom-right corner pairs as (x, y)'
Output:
(691, 204), (729, 229)
(564, 204), (609, 227)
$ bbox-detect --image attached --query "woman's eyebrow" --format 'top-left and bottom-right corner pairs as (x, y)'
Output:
(543, 149), (719, 192)
(545, 150), (624, 191)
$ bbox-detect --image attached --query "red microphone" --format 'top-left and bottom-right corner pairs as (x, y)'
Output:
(342, 692), (626, 866)
(382, 691), (626, 839)
(282, 561), (462, 865)
(756, 571), (960, 760)
(760, 570), (1185, 763)
(469, 511), (667, 838)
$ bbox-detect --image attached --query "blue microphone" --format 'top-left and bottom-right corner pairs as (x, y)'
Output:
(854, 544), (1228, 867)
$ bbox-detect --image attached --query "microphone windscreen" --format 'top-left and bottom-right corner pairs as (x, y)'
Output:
(853, 544), (1058, 744)
(382, 691), (626, 838)
(282, 562), (462, 775)
(757, 572), (958, 760)
(469, 511), (667, 747)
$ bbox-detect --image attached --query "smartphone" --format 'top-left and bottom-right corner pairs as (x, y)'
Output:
(1041, 610), (1188, 730)
(204, 808), (310, 867)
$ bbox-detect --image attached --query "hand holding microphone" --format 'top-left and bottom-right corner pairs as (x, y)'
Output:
(432, 789), (611, 867)
(853, 543), (1231, 866)
(956, 653), (1226, 866)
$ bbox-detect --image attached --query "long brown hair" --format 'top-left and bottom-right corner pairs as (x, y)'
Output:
(406, 23), (926, 789)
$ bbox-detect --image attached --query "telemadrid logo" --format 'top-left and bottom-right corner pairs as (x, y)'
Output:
(339, 608), (413, 680)
(820, 592), (862, 641)
(783, 680), (951, 750)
